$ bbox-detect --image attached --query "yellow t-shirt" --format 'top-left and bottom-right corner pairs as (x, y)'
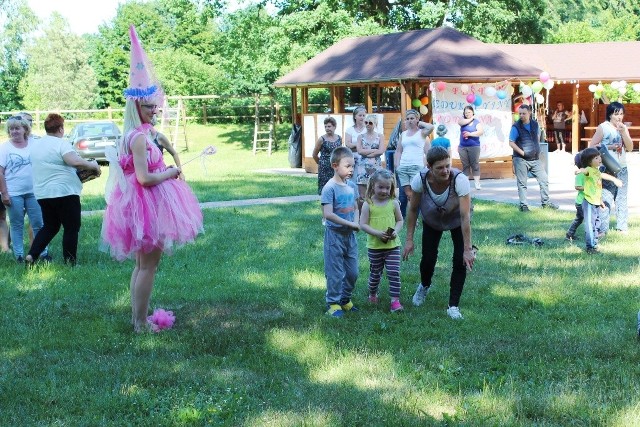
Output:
(583, 166), (602, 206)
(367, 199), (399, 249)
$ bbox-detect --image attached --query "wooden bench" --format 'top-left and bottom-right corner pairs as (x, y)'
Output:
(452, 156), (513, 179)
(583, 126), (640, 151)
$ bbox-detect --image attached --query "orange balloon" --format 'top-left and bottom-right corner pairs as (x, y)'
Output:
(420, 96), (429, 105)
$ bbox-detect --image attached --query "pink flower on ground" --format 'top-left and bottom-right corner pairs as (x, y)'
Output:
(147, 309), (175, 332)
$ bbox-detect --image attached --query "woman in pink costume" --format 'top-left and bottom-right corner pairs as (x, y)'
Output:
(101, 26), (203, 333)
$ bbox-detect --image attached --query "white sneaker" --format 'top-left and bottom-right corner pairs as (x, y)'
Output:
(412, 283), (430, 306)
(474, 181), (482, 190)
(447, 306), (464, 319)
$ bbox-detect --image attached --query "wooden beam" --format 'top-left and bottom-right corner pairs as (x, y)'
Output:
(571, 83), (579, 153)
(400, 82), (408, 119)
(290, 88), (298, 124)
(301, 88), (309, 114)
(365, 85), (373, 112)
(332, 86), (339, 114)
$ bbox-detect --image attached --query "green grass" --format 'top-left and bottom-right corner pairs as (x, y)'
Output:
(80, 122), (315, 211)
(2, 125), (640, 425)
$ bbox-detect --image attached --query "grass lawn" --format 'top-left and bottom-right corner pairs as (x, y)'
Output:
(2, 123), (640, 425)
(79, 122), (316, 211)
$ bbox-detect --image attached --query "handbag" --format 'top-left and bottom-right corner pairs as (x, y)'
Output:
(76, 158), (100, 183)
(598, 145), (621, 175)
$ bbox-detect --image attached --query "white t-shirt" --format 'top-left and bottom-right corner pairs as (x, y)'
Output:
(30, 135), (82, 199)
(345, 126), (366, 151)
(410, 169), (470, 205)
(0, 140), (33, 196)
(399, 129), (426, 168)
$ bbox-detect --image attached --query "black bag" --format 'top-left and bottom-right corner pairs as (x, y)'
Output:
(287, 124), (302, 168)
(76, 158), (99, 183)
(598, 145), (621, 175)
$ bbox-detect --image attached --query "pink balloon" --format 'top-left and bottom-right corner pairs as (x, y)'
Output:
(539, 71), (550, 83)
(466, 93), (476, 103)
(436, 81), (446, 92)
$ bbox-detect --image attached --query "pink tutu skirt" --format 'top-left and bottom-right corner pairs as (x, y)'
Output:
(101, 137), (203, 261)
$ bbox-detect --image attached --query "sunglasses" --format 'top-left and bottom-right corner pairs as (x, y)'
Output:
(9, 115), (32, 122)
(364, 121), (374, 125)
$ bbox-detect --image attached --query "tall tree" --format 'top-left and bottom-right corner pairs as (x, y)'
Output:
(217, 2), (386, 94)
(18, 13), (99, 110)
(0, 0), (36, 110)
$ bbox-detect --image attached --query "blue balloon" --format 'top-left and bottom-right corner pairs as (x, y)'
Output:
(496, 90), (507, 100)
(473, 94), (483, 106)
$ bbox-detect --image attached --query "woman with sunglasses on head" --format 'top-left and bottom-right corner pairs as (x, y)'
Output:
(0, 115), (49, 262)
(395, 109), (433, 218)
(355, 114), (387, 208)
(101, 26), (203, 333)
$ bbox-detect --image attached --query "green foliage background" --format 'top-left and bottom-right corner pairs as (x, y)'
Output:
(1, 0), (640, 111)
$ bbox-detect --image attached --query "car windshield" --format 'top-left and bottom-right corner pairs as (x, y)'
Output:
(76, 123), (120, 138)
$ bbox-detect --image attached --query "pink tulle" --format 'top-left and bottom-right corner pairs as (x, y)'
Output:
(101, 131), (203, 261)
(147, 308), (175, 332)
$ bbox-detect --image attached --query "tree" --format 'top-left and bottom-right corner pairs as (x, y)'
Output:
(18, 13), (99, 110)
(0, 0), (36, 110)
(152, 48), (227, 96)
(216, 3), (386, 95)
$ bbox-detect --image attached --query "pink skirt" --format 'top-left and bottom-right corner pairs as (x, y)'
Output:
(101, 173), (203, 261)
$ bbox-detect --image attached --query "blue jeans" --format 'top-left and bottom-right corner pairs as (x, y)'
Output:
(603, 166), (628, 231)
(7, 193), (47, 259)
(385, 149), (408, 217)
(512, 157), (550, 206)
(324, 228), (358, 306)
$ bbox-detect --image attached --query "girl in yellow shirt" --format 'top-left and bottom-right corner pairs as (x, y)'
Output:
(359, 169), (404, 312)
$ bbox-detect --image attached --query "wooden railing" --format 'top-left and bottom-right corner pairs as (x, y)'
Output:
(582, 126), (640, 151)
(0, 108), (126, 132)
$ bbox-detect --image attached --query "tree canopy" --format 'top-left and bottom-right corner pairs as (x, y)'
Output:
(1, 0), (639, 111)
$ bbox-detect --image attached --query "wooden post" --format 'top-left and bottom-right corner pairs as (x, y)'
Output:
(400, 81), (408, 119)
(301, 88), (309, 114)
(332, 86), (339, 114)
(107, 106), (113, 120)
(365, 85), (373, 112)
(291, 88), (298, 124)
(571, 83), (579, 153)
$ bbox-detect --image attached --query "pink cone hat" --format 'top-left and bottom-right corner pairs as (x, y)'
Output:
(124, 25), (164, 102)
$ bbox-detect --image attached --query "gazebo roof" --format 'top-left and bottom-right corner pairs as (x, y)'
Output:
(493, 42), (640, 82)
(274, 27), (543, 87)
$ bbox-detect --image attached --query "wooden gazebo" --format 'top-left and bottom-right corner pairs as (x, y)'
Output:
(494, 41), (640, 152)
(274, 27), (541, 177)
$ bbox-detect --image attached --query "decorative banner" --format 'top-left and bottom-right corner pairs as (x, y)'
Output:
(432, 81), (513, 159)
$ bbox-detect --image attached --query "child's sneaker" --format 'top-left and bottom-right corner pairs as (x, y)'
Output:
(565, 234), (577, 242)
(326, 304), (344, 318)
(390, 300), (403, 312)
(341, 301), (359, 312)
(447, 306), (464, 319)
(412, 283), (430, 306)
(368, 295), (379, 304)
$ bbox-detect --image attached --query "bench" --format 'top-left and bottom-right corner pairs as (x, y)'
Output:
(452, 156), (513, 179)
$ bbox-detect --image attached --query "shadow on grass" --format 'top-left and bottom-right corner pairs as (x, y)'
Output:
(3, 200), (640, 424)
